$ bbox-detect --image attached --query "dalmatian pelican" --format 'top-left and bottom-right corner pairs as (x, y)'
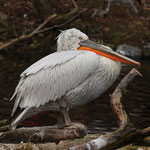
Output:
(10, 28), (140, 129)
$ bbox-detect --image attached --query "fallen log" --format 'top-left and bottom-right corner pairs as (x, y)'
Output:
(0, 123), (87, 143)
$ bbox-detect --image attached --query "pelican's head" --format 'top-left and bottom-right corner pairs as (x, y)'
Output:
(57, 28), (88, 51)
(57, 28), (141, 66)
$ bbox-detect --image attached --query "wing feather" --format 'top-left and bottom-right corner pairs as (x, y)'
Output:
(11, 50), (99, 116)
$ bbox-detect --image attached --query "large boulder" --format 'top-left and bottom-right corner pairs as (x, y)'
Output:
(116, 44), (142, 60)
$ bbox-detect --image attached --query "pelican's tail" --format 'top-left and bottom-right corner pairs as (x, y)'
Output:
(11, 107), (31, 130)
(10, 101), (60, 130)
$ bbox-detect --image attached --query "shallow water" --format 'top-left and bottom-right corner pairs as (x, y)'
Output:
(0, 59), (150, 134)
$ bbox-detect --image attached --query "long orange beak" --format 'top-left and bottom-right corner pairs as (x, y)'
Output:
(78, 40), (141, 66)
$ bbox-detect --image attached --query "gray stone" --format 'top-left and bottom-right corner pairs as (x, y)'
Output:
(116, 44), (142, 60)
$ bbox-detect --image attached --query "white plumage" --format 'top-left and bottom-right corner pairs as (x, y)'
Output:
(11, 28), (122, 129)
(12, 51), (99, 112)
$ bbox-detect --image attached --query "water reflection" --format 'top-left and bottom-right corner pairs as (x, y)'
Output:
(0, 59), (150, 134)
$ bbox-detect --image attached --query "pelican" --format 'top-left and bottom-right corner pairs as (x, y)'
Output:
(10, 28), (140, 130)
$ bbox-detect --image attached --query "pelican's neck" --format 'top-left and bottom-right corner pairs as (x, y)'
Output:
(99, 56), (121, 82)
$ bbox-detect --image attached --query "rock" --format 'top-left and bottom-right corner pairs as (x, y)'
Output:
(143, 43), (150, 58)
(116, 44), (142, 60)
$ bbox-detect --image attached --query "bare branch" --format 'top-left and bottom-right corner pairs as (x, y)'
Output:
(68, 68), (142, 150)
(36, 8), (87, 34)
(71, 0), (78, 10)
(31, 14), (57, 34)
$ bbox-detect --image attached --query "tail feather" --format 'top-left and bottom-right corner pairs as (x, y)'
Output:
(11, 94), (22, 117)
(10, 101), (60, 130)
(11, 107), (31, 130)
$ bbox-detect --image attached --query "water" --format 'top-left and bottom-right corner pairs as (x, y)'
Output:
(0, 58), (150, 134)
(86, 61), (150, 133)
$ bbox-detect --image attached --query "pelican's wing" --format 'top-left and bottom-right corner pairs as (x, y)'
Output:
(11, 50), (99, 116)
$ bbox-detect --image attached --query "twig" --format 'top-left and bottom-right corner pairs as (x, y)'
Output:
(71, 0), (78, 9)
(128, 0), (138, 13)
(68, 68), (142, 150)
(36, 8), (87, 34)
(31, 14), (57, 34)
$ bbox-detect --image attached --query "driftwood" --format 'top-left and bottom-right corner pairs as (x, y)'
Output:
(0, 123), (87, 144)
(0, 68), (149, 150)
(68, 68), (144, 150)
(0, 128), (150, 150)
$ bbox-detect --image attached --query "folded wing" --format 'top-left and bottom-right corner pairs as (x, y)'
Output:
(11, 50), (99, 116)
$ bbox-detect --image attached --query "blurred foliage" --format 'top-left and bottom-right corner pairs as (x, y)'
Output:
(0, 0), (150, 60)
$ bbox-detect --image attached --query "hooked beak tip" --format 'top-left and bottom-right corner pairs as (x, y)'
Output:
(79, 40), (142, 67)
(137, 62), (141, 66)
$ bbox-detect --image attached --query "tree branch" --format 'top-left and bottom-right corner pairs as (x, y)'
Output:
(0, 6), (86, 51)
(36, 8), (87, 34)
(68, 68), (143, 150)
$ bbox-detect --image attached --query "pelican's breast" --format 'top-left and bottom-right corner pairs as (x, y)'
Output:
(63, 56), (121, 108)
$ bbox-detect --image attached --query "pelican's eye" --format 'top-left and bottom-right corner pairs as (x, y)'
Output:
(78, 36), (84, 41)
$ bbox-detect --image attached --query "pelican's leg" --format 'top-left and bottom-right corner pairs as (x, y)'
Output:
(61, 107), (72, 126)
(56, 111), (65, 128)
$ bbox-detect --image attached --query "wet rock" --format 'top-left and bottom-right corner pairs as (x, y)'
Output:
(143, 43), (150, 58)
(116, 44), (142, 60)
